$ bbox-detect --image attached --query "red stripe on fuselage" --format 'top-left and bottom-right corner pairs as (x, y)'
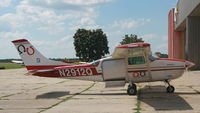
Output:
(26, 63), (98, 70)
(32, 68), (102, 78)
(128, 68), (185, 73)
(26, 65), (68, 70)
(159, 58), (186, 62)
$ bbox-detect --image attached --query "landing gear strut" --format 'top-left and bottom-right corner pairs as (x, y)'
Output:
(127, 83), (137, 95)
(164, 80), (175, 93)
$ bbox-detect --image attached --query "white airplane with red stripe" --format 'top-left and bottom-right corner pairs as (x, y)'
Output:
(12, 39), (194, 95)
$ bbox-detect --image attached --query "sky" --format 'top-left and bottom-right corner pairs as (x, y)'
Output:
(0, 0), (178, 59)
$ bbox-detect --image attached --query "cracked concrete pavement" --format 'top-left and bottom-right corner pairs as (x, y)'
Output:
(0, 68), (200, 113)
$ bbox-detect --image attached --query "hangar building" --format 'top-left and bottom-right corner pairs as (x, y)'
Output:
(168, 0), (200, 70)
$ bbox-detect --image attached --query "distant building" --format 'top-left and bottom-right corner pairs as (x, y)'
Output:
(168, 0), (200, 70)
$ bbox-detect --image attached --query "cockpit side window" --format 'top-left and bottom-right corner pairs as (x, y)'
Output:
(91, 60), (99, 66)
(128, 56), (146, 65)
(148, 55), (158, 62)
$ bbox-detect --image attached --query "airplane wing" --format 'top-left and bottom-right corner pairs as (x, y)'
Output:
(112, 43), (150, 58)
(11, 60), (24, 64)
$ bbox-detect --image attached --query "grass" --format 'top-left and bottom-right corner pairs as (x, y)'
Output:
(0, 94), (16, 100)
(38, 82), (95, 113)
(0, 62), (24, 69)
(134, 85), (142, 113)
(188, 86), (200, 94)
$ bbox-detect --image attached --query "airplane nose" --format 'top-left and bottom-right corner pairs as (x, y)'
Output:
(185, 61), (195, 68)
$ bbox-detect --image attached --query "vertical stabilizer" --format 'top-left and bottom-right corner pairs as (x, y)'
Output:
(12, 39), (69, 70)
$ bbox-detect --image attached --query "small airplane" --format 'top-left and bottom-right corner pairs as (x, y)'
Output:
(12, 39), (194, 95)
(11, 60), (24, 65)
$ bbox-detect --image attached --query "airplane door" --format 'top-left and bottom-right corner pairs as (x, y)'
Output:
(126, 55), (151, 82)
(102, 59), (127, 81)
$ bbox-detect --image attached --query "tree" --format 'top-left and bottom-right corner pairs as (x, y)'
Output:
(73, 29), (109, 62)
(120, 34), (144, 45)
(155, 52), (168, 58)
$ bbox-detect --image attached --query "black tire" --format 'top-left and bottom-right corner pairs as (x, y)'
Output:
(166, 85), (175, 93)
(127, 84), (137, 95)
(128, 83), (136, 89)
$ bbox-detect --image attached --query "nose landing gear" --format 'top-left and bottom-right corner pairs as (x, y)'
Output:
(165, 80), (175, 93)
(127, 83), (137, 95)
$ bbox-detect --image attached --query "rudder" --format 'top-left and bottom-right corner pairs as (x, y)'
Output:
(12, 39), (69, 70)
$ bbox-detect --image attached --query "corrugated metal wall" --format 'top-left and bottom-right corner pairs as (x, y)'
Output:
(186, 16), (200, 70)
(175, 0), (200, 30)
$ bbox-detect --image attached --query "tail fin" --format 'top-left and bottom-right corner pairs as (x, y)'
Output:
(12, 39), (69, 70)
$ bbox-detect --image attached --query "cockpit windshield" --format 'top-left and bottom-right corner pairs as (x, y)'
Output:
(90, 60), (100, 66)
(148, 54), (158, 62)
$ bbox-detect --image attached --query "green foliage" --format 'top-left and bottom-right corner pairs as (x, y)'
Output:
(160, 54), (168, 58)
(154, 52), (168, 58)
(120, 34), (144, 45)
(73, 29), (109, 62)
(0, 63), (24, 69)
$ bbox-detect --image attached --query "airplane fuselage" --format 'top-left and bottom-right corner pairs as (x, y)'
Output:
(32, 57), (187, 84)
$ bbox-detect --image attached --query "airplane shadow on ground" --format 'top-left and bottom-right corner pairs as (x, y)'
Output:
(36, 91), (70, 99)
(79, 92), (127, 96)
(139, 85), (193, 111)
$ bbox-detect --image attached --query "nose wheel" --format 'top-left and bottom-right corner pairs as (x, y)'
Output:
(165, 80), (175, 93)
(127, 83), (137, 95)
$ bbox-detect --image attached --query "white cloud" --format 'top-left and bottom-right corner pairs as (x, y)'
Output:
(157, 43), (167, 49)
(32, 35), (73, 48)
(141, 34), (157, 41)
(27, 0), (112, 9)
(31, 35), (75, 58)
(156, 43), (168, 53)
(0, 31), (28, 39)
(0, 0), (114, 58)
(161, 35), (168, 41)
(0, 0), (12, 8)
(111, 18), (151, 29)
(0, 0), (111, 35)
(78, 17), (96, 25)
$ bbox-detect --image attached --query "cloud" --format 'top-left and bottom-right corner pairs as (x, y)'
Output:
(31, 35), (75, 58)
(0, 0), (12, 8)
(0, 0), (112, 35)
(0, 31), (29, 39)
(32, 35), (72, 46)
(0, 4), (67, 34)
(156, 43), (168, 53)
(141, 34), (157, 41)
(111, 18), (151, 29)
(27, 0), (112, 10)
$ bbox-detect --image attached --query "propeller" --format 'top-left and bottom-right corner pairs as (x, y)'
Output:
(185, 61), (195, 76)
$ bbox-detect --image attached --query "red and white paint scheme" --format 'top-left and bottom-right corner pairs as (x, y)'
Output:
(12, 39), (194, 95)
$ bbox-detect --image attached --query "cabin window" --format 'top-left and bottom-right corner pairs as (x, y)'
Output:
(91, 60), (99, 66)
(128, 47), (145, 56)
(128, 56), (146, 65)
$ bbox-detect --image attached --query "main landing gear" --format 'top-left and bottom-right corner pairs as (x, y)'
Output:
(164, 80), (175, 93)
(127, 83), (137, 95)
(127, 80), (175, 95)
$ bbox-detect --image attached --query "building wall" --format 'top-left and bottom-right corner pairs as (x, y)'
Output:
(168, 9), (185, 59)
(186, 16), (200, 69)
(168, 9), (174, 58)
(175, 0), (200, 30)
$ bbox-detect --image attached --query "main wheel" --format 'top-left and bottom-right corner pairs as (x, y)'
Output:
(166, 85), (175, 93)
(127, 84), (137, 95)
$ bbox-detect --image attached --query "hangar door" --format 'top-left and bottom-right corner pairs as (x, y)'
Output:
(102, 59), (127, 81)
